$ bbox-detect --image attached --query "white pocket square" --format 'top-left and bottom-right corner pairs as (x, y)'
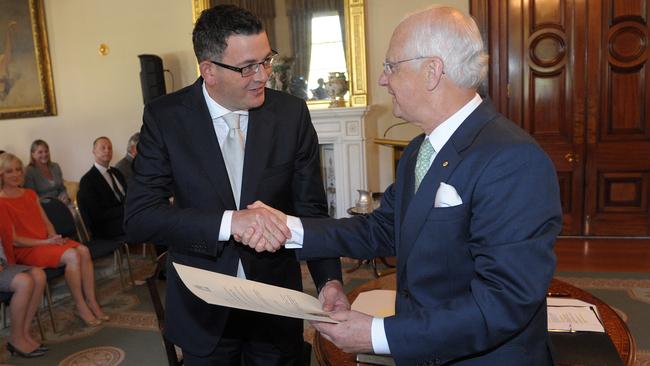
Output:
(434, 182), (463, 207)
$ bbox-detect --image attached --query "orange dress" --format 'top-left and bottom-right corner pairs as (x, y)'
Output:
(0, 189), (79, 268)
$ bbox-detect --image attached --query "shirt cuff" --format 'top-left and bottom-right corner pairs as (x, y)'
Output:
(371, 317), (391, 354)
(284, 215), (304, 249)
(219, 210), (234, 241)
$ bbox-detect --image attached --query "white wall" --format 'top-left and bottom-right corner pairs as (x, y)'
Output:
(365, 0), (470, 191)
(0, 0), (196, 180)
(0, 0), (470, 189)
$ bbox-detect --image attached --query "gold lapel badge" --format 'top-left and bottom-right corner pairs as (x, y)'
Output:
(442, 161), (449, 167)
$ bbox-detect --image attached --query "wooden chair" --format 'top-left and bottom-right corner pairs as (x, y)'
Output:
(146, 251), (183, 366)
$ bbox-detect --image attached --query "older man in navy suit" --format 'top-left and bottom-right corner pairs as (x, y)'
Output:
(248, 5), (562, 366)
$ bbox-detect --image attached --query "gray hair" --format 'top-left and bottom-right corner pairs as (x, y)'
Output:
(403, 6), (488, 89)
(127, 132), (140, 151)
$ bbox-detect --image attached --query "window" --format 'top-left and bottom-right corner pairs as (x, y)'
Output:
(307, 14), (347, 99)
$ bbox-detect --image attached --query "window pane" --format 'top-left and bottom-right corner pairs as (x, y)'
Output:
(308, 15), (347, 99)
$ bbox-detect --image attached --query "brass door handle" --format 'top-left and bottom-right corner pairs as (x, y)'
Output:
(565, 153), (579, 163)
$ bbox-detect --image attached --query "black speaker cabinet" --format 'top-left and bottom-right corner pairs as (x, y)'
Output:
(138, 54), (166, 104)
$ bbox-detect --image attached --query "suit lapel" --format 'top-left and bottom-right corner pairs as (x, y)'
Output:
(240, 98), (276, 208)
(399, 135), (422, 223)
(181, 79), (235, 209)
(398, 100), (498, 256)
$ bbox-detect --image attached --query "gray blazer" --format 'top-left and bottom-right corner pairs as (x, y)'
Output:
(23, 162), (69, 200)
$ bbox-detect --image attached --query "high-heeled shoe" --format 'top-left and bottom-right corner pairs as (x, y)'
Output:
(6, 343), (45, 358)
(75, 313), (102, 327)
(36, 343), (49, 352)
(96, 314), (110, 322)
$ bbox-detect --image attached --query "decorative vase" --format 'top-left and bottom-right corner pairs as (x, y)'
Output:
(325, 72), (348, 108)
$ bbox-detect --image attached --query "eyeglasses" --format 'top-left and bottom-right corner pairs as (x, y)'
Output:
(211, 50), (278, 77)
(382, 56), (432, 75)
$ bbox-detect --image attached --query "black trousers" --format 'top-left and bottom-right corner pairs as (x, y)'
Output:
(183, 309), (305, 366)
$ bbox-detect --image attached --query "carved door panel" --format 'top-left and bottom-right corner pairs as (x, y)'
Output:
(471, 0), (587, 234)
(472, 0), (650, 236)
(584, 1), (650, 235)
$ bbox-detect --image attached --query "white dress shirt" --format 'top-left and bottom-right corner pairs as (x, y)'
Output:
(94, 162), (126, 200)
(202, 82), (249, 278)
(284, 93), (483, 354)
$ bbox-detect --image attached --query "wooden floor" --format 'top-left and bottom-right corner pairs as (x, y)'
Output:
(555, 237), (650, 272)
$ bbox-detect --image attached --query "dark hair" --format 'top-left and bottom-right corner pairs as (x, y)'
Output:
(29, 139), (50, 166)
(192, 4), (263, 63)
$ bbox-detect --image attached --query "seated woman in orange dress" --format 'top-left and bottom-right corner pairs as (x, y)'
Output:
(0, 206), (47, 358)
(0, 153), (107, 327)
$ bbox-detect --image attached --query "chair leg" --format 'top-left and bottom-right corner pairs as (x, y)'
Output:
(124, 244), (135, 286)
(115, 250), (126, 290)
(35, 310), (46, 341)
(44, 283), (57, 333)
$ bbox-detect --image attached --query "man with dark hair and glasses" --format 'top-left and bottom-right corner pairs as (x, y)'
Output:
(125, 4), (346, 365)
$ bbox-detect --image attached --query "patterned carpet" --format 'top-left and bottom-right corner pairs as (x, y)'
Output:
(0, 257), (647, 365)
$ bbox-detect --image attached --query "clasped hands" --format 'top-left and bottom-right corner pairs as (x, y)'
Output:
(231, 201), (373, 354)
(230, 201), (289, 252)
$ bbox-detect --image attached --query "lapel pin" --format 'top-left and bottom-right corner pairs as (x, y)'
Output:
(442, 161), (449, 167)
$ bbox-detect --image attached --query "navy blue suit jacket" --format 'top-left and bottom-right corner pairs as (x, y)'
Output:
(299, 100), (562, 365)
(125, 78), (342, 356)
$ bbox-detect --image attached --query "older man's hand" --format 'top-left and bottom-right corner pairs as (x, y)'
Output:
(311, 310), (374, 354)
(231, 207), (290, 252)
(319, 280), (350, 312)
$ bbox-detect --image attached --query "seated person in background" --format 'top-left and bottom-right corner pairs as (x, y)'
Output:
(0, 153), (108, 327)
(23, 139), (71, 204)
(77, 137), (126, 240)
(0, 208), (47, 358)
(115, 132), (139, 184)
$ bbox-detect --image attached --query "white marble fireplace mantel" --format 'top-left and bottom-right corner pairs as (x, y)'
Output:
(309, 106), (370, 218)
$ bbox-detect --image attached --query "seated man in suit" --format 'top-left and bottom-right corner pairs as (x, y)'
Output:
(245, 5), (563, 366)
(78, 136), (127, 240)
(115, 132), (139, 184)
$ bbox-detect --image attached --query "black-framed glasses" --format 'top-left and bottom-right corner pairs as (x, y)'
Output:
(382, 56), (431, 75)
(211, 50), (278, 77)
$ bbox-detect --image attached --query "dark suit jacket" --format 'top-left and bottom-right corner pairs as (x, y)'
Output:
(114, 155), (134, 184)
(125, 78), (342, 356)
(77, 165), (126, 240)
(299, 100), (562, 366)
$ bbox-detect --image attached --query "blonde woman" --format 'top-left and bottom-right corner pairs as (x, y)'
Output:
(0, 153), (107, 327)
(23, 139), (71, 203)
(0, 207), (47, 358)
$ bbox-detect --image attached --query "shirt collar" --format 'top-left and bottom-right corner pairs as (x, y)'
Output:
(202, 82), (249, 120)
(94, 162), (111, 174)
(427, 93), (482, 152)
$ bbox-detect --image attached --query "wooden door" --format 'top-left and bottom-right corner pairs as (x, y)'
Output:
(471, 0), (650, 236)
(471, 0), (587, 235)
(584, 1), (650, 235)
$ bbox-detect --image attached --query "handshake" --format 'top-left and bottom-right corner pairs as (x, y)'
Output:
(230, 201), (290, 252)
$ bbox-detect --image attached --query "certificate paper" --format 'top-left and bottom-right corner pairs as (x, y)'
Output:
(173, 262), (337, 323)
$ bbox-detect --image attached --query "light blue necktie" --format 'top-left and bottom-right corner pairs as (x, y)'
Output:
(414, 138), (434, 192)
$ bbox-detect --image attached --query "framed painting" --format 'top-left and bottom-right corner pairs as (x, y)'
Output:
(0, 0), (56, 119)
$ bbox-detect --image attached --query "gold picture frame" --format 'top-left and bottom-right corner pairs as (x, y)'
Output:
(0, 0), (56, 119)
(191, 0), (367, 107)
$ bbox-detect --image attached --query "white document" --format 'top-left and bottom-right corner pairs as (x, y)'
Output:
(547, 297), (605, 333)
(173, 262), (337, 323)
(351, 290), (396, 317)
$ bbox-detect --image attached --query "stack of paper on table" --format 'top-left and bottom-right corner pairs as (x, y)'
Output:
(546, 297), (605, 333)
